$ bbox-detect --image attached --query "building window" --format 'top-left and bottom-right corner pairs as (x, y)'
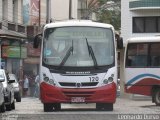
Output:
(133, 17), (144, 33)
(78, 0), (88, 19)
(145, 18), (156, 33)
(133, 17), (160, 33)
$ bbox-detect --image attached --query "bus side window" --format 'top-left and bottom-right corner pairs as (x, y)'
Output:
(133, 55), (147, 66)
(127, 55), (148, 67)
(126, 43), (148, 67)
(127, 56), (133, 66)
(150, 43), (160, 67)
(152, 56), (160, 66)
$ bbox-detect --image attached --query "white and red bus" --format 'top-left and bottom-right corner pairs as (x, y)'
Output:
(124, 36), (160, 105)
(34, 20), (120, 112)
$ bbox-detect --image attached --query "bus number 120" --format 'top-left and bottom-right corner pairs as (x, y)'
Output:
(89, 77), (99, 82)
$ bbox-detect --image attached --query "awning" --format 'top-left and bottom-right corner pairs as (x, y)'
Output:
(0, 29), (27, 41)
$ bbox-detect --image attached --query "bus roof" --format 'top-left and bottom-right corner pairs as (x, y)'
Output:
(127, 36), (160, 43)
(44, 20), (114, 30)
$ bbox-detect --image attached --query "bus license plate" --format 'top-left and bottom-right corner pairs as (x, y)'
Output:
(71, 97), (85, 103)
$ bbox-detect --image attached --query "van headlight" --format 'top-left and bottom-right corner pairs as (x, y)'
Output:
(103, 74), (114, 85)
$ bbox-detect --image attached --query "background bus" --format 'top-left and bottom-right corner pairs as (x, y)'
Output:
(34, 20), (119, 112)
(124, 36), (160, 106)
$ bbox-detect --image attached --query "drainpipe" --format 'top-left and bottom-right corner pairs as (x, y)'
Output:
(39, 0), (41, 26)
(46, 0), (50, 23)
(69, 0), (72, 19)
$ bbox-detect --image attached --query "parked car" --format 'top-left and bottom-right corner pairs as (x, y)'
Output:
(0, 71), (5, 113)
(0, 69), (15, 111)
(9, 74), (21, 102)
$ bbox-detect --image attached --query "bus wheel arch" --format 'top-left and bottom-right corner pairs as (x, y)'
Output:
(152, 86), (160, 106)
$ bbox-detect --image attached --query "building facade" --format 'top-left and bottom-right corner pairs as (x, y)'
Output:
(0, 0), (45, 81)
(47, 0), (78, 21)
(23, 0), (46, 78)
(47, 0), (97, 22)
(121, 0), (160, 44)
(0, 0), (27, 77)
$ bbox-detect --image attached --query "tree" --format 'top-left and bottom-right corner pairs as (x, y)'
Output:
(88, 0), (121, 31)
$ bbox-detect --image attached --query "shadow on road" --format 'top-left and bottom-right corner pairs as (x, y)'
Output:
(140, 105), (157, 108)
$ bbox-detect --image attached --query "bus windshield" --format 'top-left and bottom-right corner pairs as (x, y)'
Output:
(43, 26), (114, 67)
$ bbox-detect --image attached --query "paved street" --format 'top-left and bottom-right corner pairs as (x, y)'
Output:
(1, 97), (160, 120)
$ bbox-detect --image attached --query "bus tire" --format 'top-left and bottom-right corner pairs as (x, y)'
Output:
(153, 88), (160, 106)
(53, 103), (61, 111)
(16, 93), (21, 102)
(44, 103), (53, 112)
(6, 104), (12, 111)
(96, 103), (102, 110)
(11, 101), (15, 110)
(96, 103), (113, 111)
(0, 102), (6, 113)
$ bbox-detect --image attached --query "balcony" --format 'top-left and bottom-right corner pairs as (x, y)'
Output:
(0, 20), (26, 34)
(0, 20), (27, 40)
(129, 0), (160, 10)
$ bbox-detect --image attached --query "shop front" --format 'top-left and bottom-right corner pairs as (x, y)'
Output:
(0, 31), (27, 79)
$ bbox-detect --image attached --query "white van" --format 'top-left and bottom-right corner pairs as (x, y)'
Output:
(0, 69), (15, 111)
(9, 74), (21, 102)
(0, 70), (5, 112)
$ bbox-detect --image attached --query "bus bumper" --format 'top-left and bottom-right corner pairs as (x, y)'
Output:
(40, 82), (117, 103)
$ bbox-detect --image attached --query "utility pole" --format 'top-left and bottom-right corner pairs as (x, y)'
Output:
(39, 0), (41, 26)
(46, 0), (50, 23)
(69, 0), (72, 19)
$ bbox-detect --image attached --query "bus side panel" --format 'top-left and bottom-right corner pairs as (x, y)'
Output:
(124, 68), (160, 96)
(125, 78), (160, 96)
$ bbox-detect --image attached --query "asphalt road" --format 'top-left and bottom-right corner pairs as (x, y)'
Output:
(0, 97), (160, 120)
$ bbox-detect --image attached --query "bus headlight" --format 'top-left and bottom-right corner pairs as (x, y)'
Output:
(49, 79), (56, 85)
(103, 79), (108, 84)
(108, 77), (114, 82)
(103, 74), (114, 85)
(44, 77), (49, 82)
(43, 76), (56, 85)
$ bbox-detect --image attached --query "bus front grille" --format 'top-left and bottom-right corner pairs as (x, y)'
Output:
(59, 82), (98, 87)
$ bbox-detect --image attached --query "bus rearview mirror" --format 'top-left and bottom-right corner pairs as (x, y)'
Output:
(33, 34), (42, 48)
(117, 37), (123, 49)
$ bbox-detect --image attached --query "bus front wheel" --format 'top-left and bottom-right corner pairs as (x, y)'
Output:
(44, 103), (53, 112)
(53, 103), (61, 111)
(96, 103), (113, 111)
(153, 88), (160, 106)
(43, 103), (61, 112)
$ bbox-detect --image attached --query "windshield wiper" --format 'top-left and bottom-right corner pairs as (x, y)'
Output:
(85, 38), (98, 69)
(58, 40), (73, 69)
